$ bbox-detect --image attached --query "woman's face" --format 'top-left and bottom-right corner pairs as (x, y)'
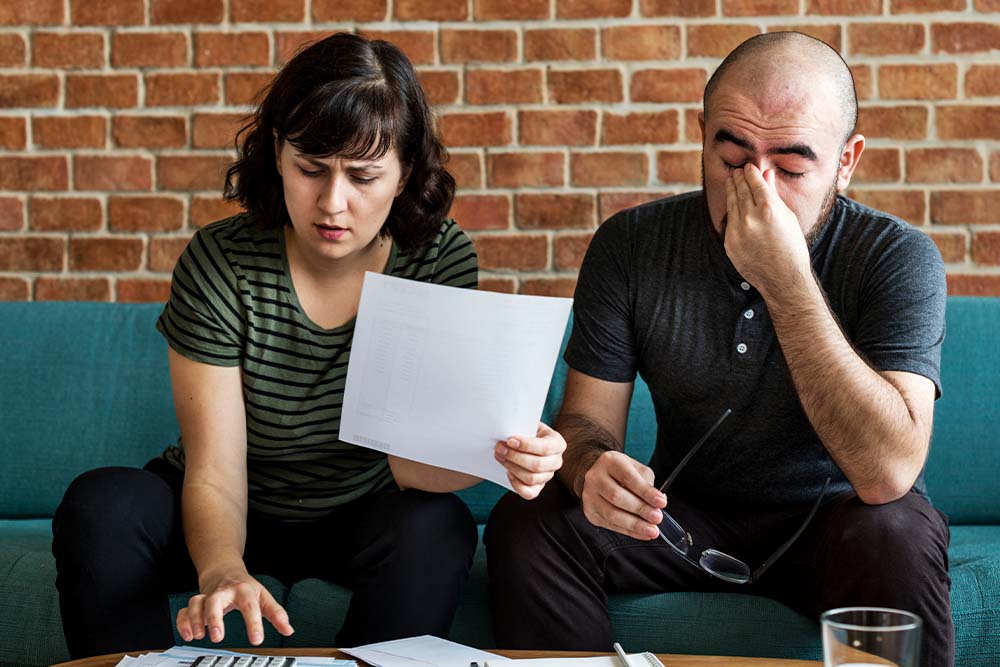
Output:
(275, 138), (407, 263)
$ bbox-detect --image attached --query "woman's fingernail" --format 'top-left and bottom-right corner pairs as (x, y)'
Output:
(252, 631), (262, 644)
(508, 438), (520, 449)
(496, 445), (508, 457)
(210, 627), (221, 641)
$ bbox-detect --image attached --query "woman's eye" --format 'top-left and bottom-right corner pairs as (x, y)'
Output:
(297, 166), (323, 177)
(351, 175), (377, 185)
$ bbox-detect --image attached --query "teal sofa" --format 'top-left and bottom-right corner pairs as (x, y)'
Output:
(1, 298), (997, 667)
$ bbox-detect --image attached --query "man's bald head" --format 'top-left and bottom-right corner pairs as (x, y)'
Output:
(704, 32), (858, 145)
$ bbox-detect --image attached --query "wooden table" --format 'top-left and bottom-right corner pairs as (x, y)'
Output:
(50, 648), (822, 667)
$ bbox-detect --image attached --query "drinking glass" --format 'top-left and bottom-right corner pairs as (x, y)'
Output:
(821, 607), (922, 667)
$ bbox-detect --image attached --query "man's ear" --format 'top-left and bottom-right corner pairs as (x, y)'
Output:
(273, 132), (282, 177)
(836, 133), (865, 192)
(697, 111), (706, 144)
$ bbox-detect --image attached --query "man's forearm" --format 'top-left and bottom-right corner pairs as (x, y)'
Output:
(554, 412), (622, 497)
(764, 273), (928, 504)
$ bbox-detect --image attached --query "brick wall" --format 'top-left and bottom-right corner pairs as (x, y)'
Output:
(1, 0), (998, 301)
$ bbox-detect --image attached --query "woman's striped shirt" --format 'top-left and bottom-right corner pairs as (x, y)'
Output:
(156, 214), (478, 519)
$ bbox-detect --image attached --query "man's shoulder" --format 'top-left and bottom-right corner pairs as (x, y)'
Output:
(832, 195), (939, 257)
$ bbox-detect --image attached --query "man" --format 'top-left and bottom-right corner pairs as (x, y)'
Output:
(485, 32), (952, 667)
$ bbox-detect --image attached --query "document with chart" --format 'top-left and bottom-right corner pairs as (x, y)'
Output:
(340, 272), (572, 490)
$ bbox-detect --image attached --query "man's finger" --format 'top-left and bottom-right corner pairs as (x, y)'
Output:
(725, 174), (739, 221)
(597, 474), (664, 526)
(733, 166), (756, 208)
(609, 458), (666, 509)
(743, 163), (771, 200)
(591, 494), (660, 540)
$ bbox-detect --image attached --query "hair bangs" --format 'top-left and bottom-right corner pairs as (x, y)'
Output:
(282, 80), (399, 162)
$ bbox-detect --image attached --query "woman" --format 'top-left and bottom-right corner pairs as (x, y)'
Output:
(52, 33), (566, 657)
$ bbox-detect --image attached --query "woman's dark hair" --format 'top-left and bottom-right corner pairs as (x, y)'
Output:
(224, 32), (455, 251)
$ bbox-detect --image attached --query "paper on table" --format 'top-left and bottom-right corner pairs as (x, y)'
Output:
(511, 654), (665, 667)
(113, 646), (354, 667)
(340, 272), (572, 490)
(342, 634), (508, 667)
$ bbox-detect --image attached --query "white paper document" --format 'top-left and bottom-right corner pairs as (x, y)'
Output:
(342, 635), (508, 667)
(114, 645), (354, 667)
(340, 272), (572, 490)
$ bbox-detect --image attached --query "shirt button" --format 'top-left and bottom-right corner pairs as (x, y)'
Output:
(744, 309), (754, 320)
(740, 281), (751, 291)
(737, 343), (748, 354)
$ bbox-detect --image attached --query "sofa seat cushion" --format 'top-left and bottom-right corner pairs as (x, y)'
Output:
(948, 525), (1000, 666)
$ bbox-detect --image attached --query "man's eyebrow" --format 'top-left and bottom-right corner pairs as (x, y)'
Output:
(714, 129), (818, 162)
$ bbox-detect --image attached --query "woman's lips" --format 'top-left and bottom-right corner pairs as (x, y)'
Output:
(315, 224), (347, 241)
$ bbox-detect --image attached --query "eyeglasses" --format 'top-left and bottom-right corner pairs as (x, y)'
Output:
(657, 408), (830, 585)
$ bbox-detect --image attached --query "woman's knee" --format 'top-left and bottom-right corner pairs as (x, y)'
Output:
(395, 491), (478, 564)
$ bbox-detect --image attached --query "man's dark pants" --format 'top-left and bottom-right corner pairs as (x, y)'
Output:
(485, 481), (953, 667)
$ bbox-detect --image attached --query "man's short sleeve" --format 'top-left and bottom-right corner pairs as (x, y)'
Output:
(853, 224), (947, 397)
(156, 228), (245, 367)
(564, 212), (637, 382)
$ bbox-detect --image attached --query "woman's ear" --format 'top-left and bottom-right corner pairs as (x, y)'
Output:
(396, 164), (412, 197)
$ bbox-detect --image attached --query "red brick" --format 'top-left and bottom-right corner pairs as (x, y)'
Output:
(112, 32), (188, 68)
(557, 0), (631, 18)
(938, 106), (1000, 140)
(631, 68), (707, 103)
(0, 0), (63, 25)
(33, 32), (104, 69)
(0, 34), (25, 67)
(0, 156), (68, 191)
(0, 237), (65, 271)
(440, 112), (511, 147)
(72, 0), (144, 25)
(0, 197), (25, 231)
(118, 279), (172, 303)
(313, 0), (386, 21)
(641, 0), (715, 15)
(195, 32), (269, 67)
(572, 152), (649, 187)
(157, 155), (233, 191)
(906, 148), (983, 183)
(769, 25), (842, 50)
(847, 189), (926, 224)
(192, 113), (246, 149)
(66, 74), (138, 109)
(30, 196), (103, 232)
(35, 277), (111, 302)
(359, 31), (436, 67)
(190, 196), (243, 227)
(441, 30), (517, 64)
(474, 235), (548, 270)
(932, 190), (1000, 224)
(418, 70), (460, 106)
(109, 196), (185, 232)
(0, 116), (26, 150)
(599, 191), (672, 219)
(395, 0), (468, 20)
(807, 0), (881, 13)
(933, 23), (1000, 54)
(479, 277), (517, 293)
(852, 64), (874, 101)
(973, 231), (1000, 265)
(602, 25), (681, 61)
(467, 69), (543, 105)
(946, 274), (1000, 296)
(525, 29), (596, 61)
(0, 74), (59, 108)
(148, 73), (221, 107)
(516, 194), (596, 230)
(75, 156), (153, 191)
(232, 0), (304, 22)
(892, 0), (963, 11)
(447, 152), (482, 190)
(113, 115), (187, 149)
(224, 72), (271, 106)
(149, 235), (193, 271)
(848, 23), (924, 55)
(879, 64), (957, 100)
(926, 230), (967, 263)
(521, 278), (577, 298)
(449, 194), (511, 231)
(272, 31), (330, 65)
(657, 150), (702, 184)
(687, 24), (761, 57)
(554, 233), (594, 269)
(70, 238), (144, 271)
(967, 65), (1000, 97)
(976, 0), (1000, 9)
(602, 111), (679, 145)
(857, 106), (928, 140)
(151, 0), (224, 23)
(487, 153), (565, 188)
(992, 151), (1000, 182)
(852, 148), (901, 183)
(519, 110), (597, 146)
(723, 0), (797, 14)
(549, 69), (623, 104)
(0, 277), (29, 301)
(476, 0), (549, 19)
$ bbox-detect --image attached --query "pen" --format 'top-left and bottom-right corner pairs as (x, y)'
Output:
(613, 642), (633, 667)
